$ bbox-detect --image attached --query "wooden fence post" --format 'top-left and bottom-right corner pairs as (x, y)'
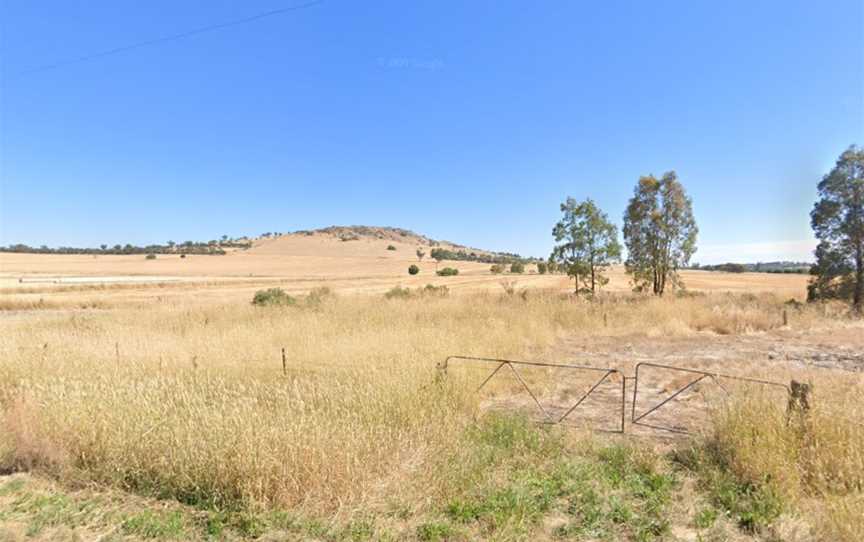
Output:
(788, 380), (812, 416)
(281, 347), (287, 376)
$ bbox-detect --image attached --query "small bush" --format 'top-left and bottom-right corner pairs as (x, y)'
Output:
(490, 264), (505, 274)
(510, 262), (525, 274)
(408, 265), (420, 275)
(306, 287), (334, 306)
(180, 254), (187, 259)
(387, 245), (397, 251)
(252, 288), (296, 306)
(421, 284), (449, 297)
(537, 262), (548, 274)
(437, 267), (459, 277)
(384, 286), (412, 299)
(145, 253), (157, 260)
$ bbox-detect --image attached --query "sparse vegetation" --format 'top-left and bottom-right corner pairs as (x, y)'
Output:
(436, 267), (459, 276)
(145, 253), (157, 260)
(510, 261), (524, 274)
(490, 263), (505, 274)
(387, 244), (397, 251)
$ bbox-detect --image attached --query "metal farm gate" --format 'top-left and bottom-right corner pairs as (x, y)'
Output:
(440, 355), (791, 435)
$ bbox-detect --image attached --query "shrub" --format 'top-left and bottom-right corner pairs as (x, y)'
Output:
(387, 245), (397, 251)
(384, 286), (412, 299)
(408, 265), (420, 275)
(421, 284), (449, 297)
(145, 253), (157, 260)
(490, 264), (505, 274)
(537, 262), (548, 274)
(180, 254), (186, 259)
(306, 287), (334, 306)
(437, 267), (459, 277)
(510, 262), (525, 274)
(251, 288), (296, 306)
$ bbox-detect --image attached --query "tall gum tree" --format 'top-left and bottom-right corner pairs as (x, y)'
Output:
(810, 145), (864, 312)
(623, 172), (698, 296)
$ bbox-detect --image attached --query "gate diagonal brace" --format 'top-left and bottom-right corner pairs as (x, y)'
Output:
(557, 370), (615, 423)
(631, 374), (710, 424)
(442, 356), (624, 432)
(630, 362), (790, 434)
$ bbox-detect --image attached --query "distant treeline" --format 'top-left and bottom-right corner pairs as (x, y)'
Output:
(692, 261), (811, 274)
(0, 239), (252, 256)
(429, 247), (531, 265)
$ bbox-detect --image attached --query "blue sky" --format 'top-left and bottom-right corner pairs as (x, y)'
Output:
(1, 0), (861, 263)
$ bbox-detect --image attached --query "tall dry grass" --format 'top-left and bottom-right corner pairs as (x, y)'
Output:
(0, 290), (859, 523)
(702, 373), (864, 540)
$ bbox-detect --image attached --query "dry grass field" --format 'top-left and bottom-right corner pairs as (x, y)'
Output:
(0, 229), (810, 309)
(0, 229), (861, 541)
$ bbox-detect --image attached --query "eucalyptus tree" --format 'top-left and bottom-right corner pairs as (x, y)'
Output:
(622, 172), (698, 296)
(809, 146), (864, 312)
(551, 197), (622, 294)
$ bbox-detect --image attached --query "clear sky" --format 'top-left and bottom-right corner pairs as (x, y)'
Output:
(1, 1), (862, 263)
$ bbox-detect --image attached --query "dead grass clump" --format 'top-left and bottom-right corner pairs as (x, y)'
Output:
(0, 395), (70, 475)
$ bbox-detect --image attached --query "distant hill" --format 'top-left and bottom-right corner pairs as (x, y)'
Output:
(252, 226), (531, 264)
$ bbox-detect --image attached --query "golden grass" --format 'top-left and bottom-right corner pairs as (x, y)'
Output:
(702, 371), (864, 540)
(0, 290), (861, 538)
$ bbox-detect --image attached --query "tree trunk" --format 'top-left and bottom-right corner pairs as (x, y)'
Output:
(855, 245), (863, 313)
(590, 265), (596, 294)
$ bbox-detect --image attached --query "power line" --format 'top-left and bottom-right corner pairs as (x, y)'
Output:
(16, 0), (324, 76)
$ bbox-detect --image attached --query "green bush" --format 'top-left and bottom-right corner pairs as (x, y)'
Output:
(510, 262), (525, 274)
(537, 262), (548, 274)
(437, 267), (459, 277)
(384, 286), (412, 299)
(251, 288), (296, 306)
(408, 264), (420, 275)
(387, 245), (397, 251)
(490, 264), (505, 274)
(145, 253), (157, 260)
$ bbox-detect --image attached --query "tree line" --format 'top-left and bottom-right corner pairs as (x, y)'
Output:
(429, 247), (531, 265)
(0, 238), (252, 256)
(549, 146), (863, 313)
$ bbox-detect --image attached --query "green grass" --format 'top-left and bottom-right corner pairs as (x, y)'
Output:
(436, 414), (677, 541)
(121, 510), (187, 539)
(673, 446), (785, 534)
